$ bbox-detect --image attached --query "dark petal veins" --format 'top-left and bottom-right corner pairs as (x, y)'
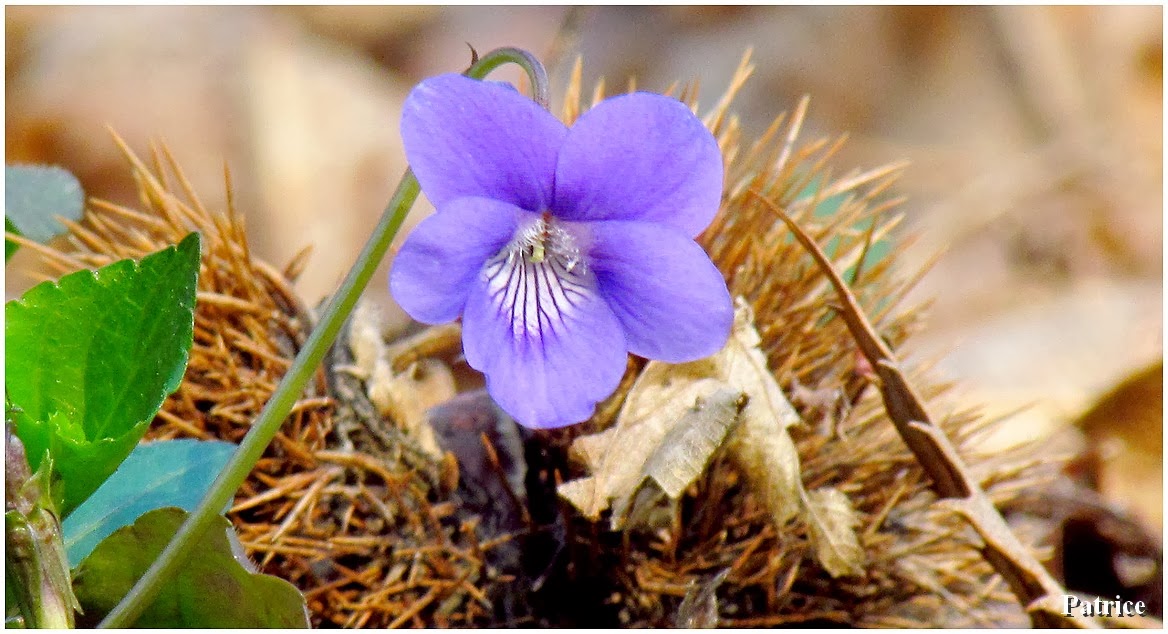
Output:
(389, 197), (521, 324)
(462, 248), (627, 429)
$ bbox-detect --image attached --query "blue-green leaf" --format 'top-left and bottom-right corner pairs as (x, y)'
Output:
(62, 439), (236, 567)
(5, 164), (85, 244)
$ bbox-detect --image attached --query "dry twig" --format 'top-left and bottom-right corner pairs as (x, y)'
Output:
(765, 195), (1098, 629)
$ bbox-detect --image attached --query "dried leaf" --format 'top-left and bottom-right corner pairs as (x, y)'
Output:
(719, 299), (865, 577)
(347, 300), (388, 376)
(557, 374), (726, 521)
(613, 388), (745, 528)
(722, 298), (804, 525)
(740, 437), (803, 520)
(730, 423), (803, 526)
(367, 359), (450, 461)
(344, 302), (450, 461)
(715, 299), (801, 435)
(566, 427), (614, 473)
(559, 297), (805, 530)
(556, 297), (861, 570)
(641, 389), (746, 499)
(803, 487), (865, 578)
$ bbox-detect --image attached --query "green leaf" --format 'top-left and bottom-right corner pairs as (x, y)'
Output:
(11, 411), (120, 515)
(62, 439), (236, 567)
(6, 233), (201, 515)
(6, 218), (21, 261)
(5, 164), (85, 244)
(73, 508), (309, 628)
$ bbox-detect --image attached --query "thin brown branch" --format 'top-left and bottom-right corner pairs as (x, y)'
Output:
(760, 193), (1097, 629)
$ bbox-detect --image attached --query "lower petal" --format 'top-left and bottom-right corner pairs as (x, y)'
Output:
(389, 197), (521, 324)
(589, 221), (733, 362)
(461, 261), (627, 429)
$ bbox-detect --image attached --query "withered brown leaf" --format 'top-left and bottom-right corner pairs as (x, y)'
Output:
(613, 388), (746, 529)
(721, 299), (805, 527)
(803, 486), (865, 578)
(559, 297), (866, 577)
(557, 372), (728, 523)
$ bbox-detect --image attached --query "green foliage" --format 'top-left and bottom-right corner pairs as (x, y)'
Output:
(6, 218), (20, 262)
(5, 164), (85, 260)
(72, 508), (309, 628)
(62, 439), (236, 567)
(5, 233), (201, 516)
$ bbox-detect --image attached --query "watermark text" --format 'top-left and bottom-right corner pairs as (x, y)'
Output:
(1062, 595), (1147, 618)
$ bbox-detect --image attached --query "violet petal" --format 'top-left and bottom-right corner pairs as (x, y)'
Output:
(401, 73), (567, 211)
(461, 260), (628, 429)
(552, 92), (723, 237)
(390, 197), (521, 324)
(590, 220), (733, 362)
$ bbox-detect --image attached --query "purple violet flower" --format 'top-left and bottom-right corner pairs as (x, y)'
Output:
(390, 73), (733, 429)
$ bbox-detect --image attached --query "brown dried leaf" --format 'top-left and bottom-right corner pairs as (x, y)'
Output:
(729, 422), (803, 526)
(347, 301), (449, 460)
(640, 389), (746, 499)
(559, 297), (813, 533)
(718, 300), (864, 576)
(723, 298), (804, 526)
(347, 300), (389, 376)
(717, 298), (801, 432)
(802, 487), (865, 578)
(557, 373), (726, 521)
(612, 388), (746, 528)
(367, 358), (451, 461)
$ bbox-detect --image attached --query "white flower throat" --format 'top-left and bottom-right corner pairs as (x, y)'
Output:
(482, 212), (589, 338)
(514, 212), (581, 270)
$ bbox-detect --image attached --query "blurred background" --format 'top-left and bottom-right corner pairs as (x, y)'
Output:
(5, 6), (1162, 531)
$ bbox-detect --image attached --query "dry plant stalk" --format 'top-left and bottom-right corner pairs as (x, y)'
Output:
(768, 201), (1096, 628)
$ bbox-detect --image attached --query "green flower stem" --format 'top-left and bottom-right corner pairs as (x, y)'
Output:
(5, 511), (75, 629)
(464, 46), (550, 107)
(6, 429), (78, 629)
(96, 170), (419, 629)
(98, 47), (549, 629)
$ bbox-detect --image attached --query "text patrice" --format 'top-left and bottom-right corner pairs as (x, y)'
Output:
(1062, 595), (1147, 618)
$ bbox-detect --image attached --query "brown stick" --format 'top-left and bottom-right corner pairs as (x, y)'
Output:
(760, 194), (1096, 628)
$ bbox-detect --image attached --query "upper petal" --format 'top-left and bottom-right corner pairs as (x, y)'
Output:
(552, 92), (723, 237)
(461, 251), (628, 429)
(589, 220), (733, 362)
(401, 74), (568, 211)
(389, 197), (521, 324)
